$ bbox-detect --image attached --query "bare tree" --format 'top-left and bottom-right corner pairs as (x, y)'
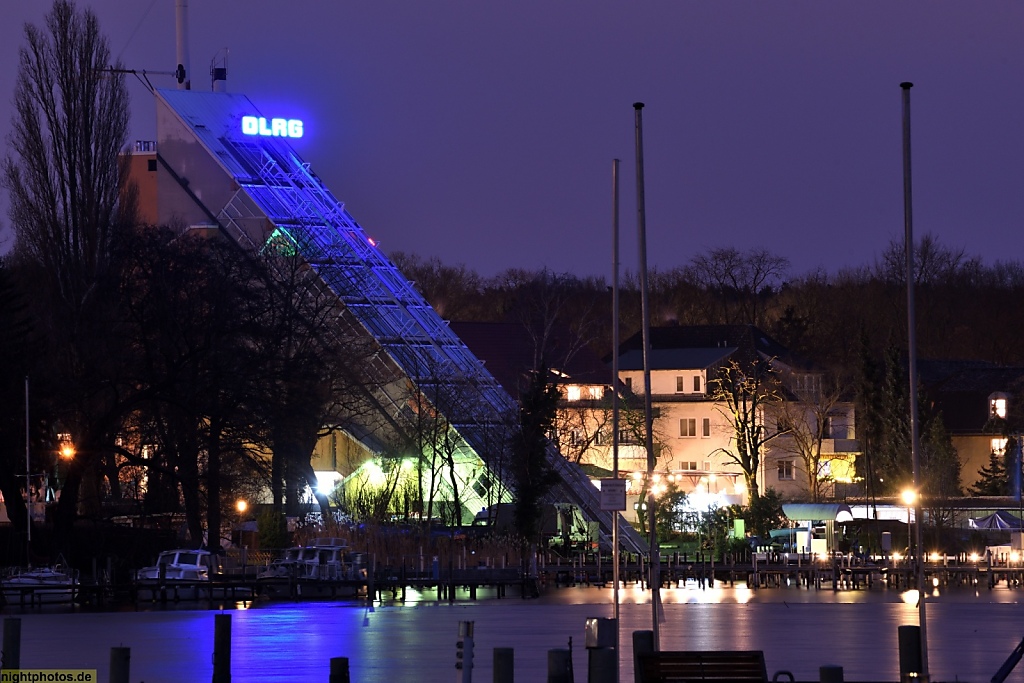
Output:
(690, 247), (789, 327)
(709, 357), (784, 502)
(773, 369), (849, 501)
(2, 0), (137, 541)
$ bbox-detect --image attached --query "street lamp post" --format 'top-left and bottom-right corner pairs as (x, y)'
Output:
(901, 489), (917, 562)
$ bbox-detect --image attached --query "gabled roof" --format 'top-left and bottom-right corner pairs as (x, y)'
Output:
(617, 347), (735, 372)
(924, 363), (1024, 434)
(448, 321), (611, 400)
(616, 325), (792, 369)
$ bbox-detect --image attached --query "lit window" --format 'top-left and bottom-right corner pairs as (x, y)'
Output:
(992, 397), (1008, 419)
(992, 438), (1008, 456)
(679, 418), (696, 437)
(566, 385), (581, 401)
(778, 460), (795, 480)
(586, 385), (604, 400)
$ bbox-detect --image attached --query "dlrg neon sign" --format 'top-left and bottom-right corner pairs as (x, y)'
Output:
(241, 116), (304, 138)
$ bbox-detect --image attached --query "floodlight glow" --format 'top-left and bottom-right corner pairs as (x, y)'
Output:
(241, 115), (304, 138)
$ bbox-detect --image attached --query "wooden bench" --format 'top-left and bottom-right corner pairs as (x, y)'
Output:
(637, 650), (769, 682)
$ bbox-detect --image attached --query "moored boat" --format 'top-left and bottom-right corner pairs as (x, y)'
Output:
(2, 564), (79, 605)
(258, 538), (366, 598)
(135, 548), (212, 601)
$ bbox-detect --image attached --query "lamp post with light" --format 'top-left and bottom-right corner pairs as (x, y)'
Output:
(901, 489), (917, 562)
(55, 432), (75, 495)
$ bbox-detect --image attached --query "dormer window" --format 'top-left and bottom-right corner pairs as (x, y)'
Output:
(990, 392), (1009, 419)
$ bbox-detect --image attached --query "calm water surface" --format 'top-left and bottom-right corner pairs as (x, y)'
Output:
(5, 582), (1023, 681)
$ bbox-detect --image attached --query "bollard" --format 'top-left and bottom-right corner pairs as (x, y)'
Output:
(587, 647), (616, 683)
(494, 647), (514, 683)
(819, 664), (844, 683)
(547, 649), (572, 683)
(329, 657), (350, 683)
(632, 630), (654, 683)
(2, 618), (21, 672)
(109, 646), (130, 683)
(897, 625), (922, 682)
(213, 613), (231, 683)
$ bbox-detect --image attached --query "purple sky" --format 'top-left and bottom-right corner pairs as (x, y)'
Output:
(3, 2), (1024, 280)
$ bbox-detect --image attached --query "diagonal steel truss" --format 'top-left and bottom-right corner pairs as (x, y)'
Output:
(170, 122), (645, 554)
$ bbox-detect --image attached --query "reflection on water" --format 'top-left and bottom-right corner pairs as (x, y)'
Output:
(6, 583), (1024, 682)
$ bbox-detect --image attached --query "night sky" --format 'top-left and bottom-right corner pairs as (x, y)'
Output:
(3, 1), (1023, 280)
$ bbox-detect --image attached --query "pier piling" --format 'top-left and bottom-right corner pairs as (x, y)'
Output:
(2, 617), (21, 672)
(109, 646), (130, 683)
(213, 613), (231, 683)
(329, 656), (350, 683)
(493, 647), (514, 683)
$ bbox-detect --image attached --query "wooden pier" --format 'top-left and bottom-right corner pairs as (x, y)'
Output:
(6, 552), (1024, 609)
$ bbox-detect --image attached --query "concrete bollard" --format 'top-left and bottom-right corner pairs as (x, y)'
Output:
(494, 647), (514, 683)
(2, 618), (21, 672)
(329, 657), (350, 683)
(819, 664), (843, 683)
(547, 648), (572, 683)
(897, 625), (922, 682)
(109, 646), (130, 683)
(632, 630), (654, 683)
(213, 613), (231, 683)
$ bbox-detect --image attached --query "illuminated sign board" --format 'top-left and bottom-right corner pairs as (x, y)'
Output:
(241, 116), (304, 138)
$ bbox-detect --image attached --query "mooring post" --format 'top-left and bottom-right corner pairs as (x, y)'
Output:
(632, 630), (654, 683)
(547, 649), (572, 683)
(898, 625), (923, 682)
(2, 617), (22, 672)
(213, 613), (231, 683)
(110, 646), (130, 683)
(494, 647), (514, 683)
(329, 656), (350, 683)
(820, 664), (844, 683)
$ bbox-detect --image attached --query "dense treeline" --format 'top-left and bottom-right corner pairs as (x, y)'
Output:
(393, 237), (1024, 371)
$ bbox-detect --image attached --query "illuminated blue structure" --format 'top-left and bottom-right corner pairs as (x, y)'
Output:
(151, 89), (644, 552)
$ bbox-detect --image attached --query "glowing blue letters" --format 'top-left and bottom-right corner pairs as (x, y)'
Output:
(241, 116), (304, 138)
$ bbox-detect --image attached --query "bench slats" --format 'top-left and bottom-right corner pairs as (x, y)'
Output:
(638, 650), (768, 683)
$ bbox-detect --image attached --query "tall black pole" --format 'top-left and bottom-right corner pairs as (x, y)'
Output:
(633, 101), (660, 648)
(25, 376), (31, 565)
(901, 80), (929, 679)
(611, 158), (621, 649)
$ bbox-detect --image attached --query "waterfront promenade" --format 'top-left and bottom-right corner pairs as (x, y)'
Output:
(5, 581), (1024, 681)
